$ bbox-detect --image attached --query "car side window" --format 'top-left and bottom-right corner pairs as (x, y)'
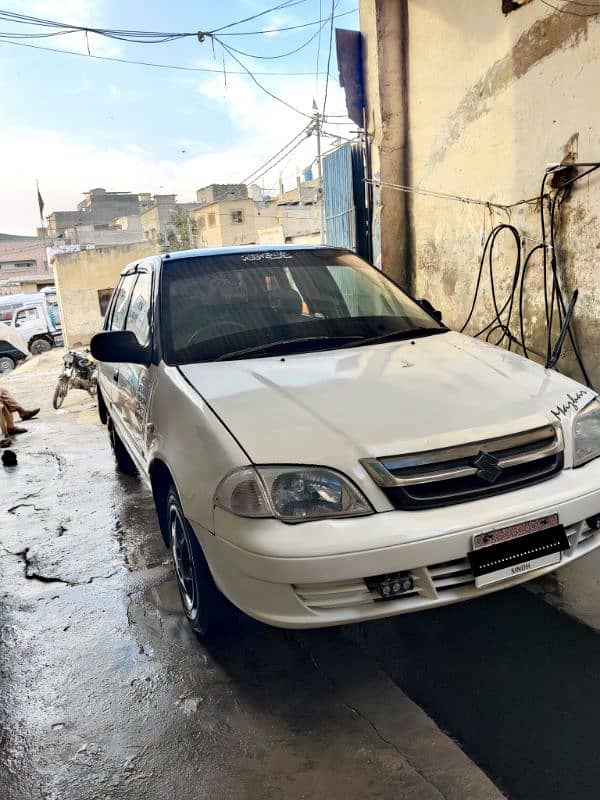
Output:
(109, 275), (137, 331)
(125, 272), (152, 345)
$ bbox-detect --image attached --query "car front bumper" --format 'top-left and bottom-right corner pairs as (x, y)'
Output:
(194, 461), (600, 629)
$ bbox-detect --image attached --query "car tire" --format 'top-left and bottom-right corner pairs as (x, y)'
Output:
(30, 338), (52, 355)
(0, 356), (15, 374)
(108, 417), (137, 475)
(167, 486), (237, 639)
(52, 377), (69, 409)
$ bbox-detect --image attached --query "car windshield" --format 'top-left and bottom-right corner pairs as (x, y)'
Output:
(161, 248), (445, 364)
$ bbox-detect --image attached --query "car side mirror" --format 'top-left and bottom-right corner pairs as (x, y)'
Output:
(90, 330), (150, 365)
(417, 298), (442, 324)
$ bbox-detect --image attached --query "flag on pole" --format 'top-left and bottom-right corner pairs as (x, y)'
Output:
(36, 180), (45, 221)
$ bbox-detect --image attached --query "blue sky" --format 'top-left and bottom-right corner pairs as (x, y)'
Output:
(0, 0), (358, 234)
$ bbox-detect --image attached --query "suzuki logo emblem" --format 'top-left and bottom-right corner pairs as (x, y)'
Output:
(473, 451), (503, 484)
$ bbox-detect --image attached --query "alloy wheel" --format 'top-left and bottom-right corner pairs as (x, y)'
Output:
(170, 505), (197, 614)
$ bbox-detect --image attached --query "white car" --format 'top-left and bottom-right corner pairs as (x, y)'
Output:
(91, 245), (600, 637)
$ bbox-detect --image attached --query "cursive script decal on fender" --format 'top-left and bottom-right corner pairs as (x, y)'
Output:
(550, 390), (589, 420)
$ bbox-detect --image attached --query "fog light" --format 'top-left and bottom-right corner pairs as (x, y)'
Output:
(366, 571), (414, 601)
(586, 514), (600, 530)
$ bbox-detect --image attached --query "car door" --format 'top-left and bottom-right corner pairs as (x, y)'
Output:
(118, 269), (154, 462)
(99, 273), (137, 414)
(13, 305), (42, 345)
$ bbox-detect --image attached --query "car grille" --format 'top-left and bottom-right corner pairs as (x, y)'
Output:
(361, 424), (564, 510)
(294, 522), (595, 613)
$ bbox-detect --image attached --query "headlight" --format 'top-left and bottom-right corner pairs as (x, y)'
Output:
(573, 398), (600, 467)
(214, 466), (373, 523)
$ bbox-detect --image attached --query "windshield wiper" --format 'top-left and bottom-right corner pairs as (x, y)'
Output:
(350, 326), (448, 348)
(215, 335), (364, 361)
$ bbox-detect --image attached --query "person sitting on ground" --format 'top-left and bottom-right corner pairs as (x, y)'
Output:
(0, 388), (39, 442)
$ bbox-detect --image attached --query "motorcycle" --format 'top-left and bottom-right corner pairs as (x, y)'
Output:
(52, 349), (97, 409)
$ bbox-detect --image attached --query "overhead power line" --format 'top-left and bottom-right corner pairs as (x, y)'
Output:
(216, 38), (315, 118)
(217, 23), (325, 61)
(321, 0), (337, 116)
(209, 5), (355, 59)
(207, 0), (308, 34)
(0, 3), (355, 44)
(218, 8), (356, 36)
(0, 37), (329, 76)
(315, 0), (323, 95)
(241, 126), (314, 184)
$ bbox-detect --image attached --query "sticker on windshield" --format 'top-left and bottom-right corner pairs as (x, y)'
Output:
(241, 251), (293, 262)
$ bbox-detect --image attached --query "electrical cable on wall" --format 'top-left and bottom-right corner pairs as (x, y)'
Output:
(459, 162), (600, 388)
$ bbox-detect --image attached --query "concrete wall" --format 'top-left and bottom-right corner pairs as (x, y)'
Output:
(195, 184), (248, 205)
(51, 241), (156, 347)
(63, 225), (146, 246)
(361, 0), (600, 387)
(257, 202), (321, 243)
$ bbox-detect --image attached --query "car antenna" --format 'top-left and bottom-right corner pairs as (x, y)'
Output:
(546, 289), (578, 370)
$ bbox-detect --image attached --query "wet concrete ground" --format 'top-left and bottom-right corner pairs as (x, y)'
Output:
(1, 351), (499, 800)
(353, 588), (600, 800)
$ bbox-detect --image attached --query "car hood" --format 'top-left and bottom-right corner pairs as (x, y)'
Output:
(0, 320), (28, 355)
(179, 331), (595, 465)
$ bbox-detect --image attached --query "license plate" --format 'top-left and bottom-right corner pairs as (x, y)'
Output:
(468, 514), (569, 588)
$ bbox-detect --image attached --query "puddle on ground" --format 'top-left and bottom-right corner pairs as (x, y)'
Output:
(150, 579), (181, 614)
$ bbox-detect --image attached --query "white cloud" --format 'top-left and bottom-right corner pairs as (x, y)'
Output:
(0, 68), (354, 234)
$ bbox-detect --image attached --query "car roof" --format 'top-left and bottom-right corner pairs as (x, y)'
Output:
(120, 244), (351, 275)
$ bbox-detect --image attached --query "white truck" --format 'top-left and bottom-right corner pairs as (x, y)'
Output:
(0, 288), (63, 355)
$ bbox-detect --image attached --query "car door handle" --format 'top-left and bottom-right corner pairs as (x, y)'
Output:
(113, 370), (119, 382)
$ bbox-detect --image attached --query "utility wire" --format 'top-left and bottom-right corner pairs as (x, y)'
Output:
(217, 8), (357, 36)
(321, 0), (337, 116)
(364, 178), (540, 212)
(0, 3), (355, 43)
(214, 3), (352, 60)
(243, 135), (312, 186)
(315, 0), (323, 96)
(0, 5), (357, 43)
(459, 164), (600, 385)
(0, 37), (327, 76)
(208, 0), (308, 34)
(539, 0), (600, 15)
(216, 39), (314, 118)
(215, 22), (326, 60)
(241, 125), (312, 183)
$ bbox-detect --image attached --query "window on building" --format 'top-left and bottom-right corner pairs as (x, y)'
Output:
(97, 288), (114, 317)
(0, 260), (36, 271)
(231, 210), (244, 225)
(198, 216), (206, 230)
(208, 212), (216, 227)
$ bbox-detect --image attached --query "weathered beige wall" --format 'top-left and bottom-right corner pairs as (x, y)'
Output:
(194, 199), (260, 248)
(360, 0), (411, 285)
(363, 0), (600, 387)
(52, 242), (156, 346)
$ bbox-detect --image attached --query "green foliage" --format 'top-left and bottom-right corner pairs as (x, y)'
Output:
(166, 208), (197, 251)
